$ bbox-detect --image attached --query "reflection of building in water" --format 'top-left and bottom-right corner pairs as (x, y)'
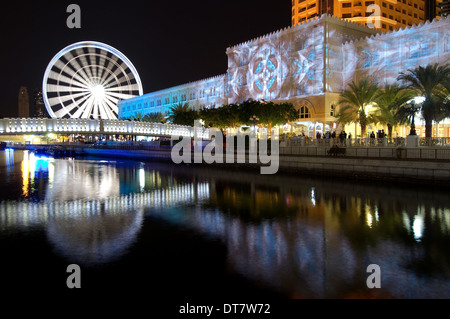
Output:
(118, 164), (167, 194)
(2, 159), (449, 296)
(46, 159), (120, 202)
(7, 151), (119, 201)
(47, 208), (145, 265)
(177, 197), (449, 298)
(132, 172), (449, 298)
(4, 148), (15, 174)
(0, 182), (210, 265)
(21, 151), (52, 199)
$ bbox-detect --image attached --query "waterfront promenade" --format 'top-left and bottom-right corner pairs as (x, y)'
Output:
(10, 139), (450, 186)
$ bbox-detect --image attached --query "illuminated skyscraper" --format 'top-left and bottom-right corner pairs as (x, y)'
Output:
(439, 0), (450, 17)
(292, 0), (442, 32)
(424, 0), (437, 20)
(32, 89), (47, 118)
(18, 86), (30, 118)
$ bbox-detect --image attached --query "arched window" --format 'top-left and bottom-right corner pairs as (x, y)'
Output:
(300, 106), (311, 119)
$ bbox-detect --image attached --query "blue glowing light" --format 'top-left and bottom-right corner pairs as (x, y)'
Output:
(29, 152), (50, 172)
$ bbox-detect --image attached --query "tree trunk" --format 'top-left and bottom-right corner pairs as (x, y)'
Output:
(359, 111), (367, 137)
(387, 124), (393, 139)
(425, 118), (433, 138)
(360, 123), (366, 137)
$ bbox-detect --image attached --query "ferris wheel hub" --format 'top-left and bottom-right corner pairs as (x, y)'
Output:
(91, 84), (105, 100)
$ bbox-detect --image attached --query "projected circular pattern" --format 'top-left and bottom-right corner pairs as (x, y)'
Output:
(43, 41), (143, 119)
(253, 55), (278, 94)
(248, 44), (281, 100)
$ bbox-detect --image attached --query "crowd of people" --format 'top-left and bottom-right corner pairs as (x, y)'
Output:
(370, 130), (387, 139)
(315, 129), (387, 140)
(315, 131), (351, 141)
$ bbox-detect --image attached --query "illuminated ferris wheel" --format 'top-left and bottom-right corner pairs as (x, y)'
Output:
(42, 41), (143, 119)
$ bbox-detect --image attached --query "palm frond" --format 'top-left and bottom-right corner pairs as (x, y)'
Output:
(397, 63), (450, 137)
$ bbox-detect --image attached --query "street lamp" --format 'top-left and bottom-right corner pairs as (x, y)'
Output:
(404, 97), (423, 136)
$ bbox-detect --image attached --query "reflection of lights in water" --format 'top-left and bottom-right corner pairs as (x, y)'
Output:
(46, 160), (119, 202)
(366, 211), (373, 228)
(0, 182), (210, 264)
(21, 152), (53, 197)
(0, 182), (210, 230)
(403, 209), (425, 242)
(3, 152), (212, 264)
(2, 152), (212, 264)
(47, 206), (145, 266)
(440, 208), (450, 233)
(139, 167), (145, 190)
(29, 152), (52, 172)
(413, 213), (424, 242)
(48, 162), (55, 188)
(366, 205), (379, 228)
(21, 151), (30, 197)
(311, 187), (316, 207)
(5, 148), (14, 167)
(33, 156), (50, 172)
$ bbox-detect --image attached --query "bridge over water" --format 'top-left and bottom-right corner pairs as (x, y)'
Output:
(0, 117), (209, 139)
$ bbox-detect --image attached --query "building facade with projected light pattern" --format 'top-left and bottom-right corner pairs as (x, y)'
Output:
(119, 14), (450, 138)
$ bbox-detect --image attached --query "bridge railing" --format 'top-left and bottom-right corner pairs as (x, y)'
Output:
(0, 117), (209, 138)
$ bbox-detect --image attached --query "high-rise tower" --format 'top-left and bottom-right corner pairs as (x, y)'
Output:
(18, 86), (30, 118)
(438, 0), (449, 17)
(425, 0), (437, 20)
(32, 89), (47, 118)
(292, 0), (442, 31)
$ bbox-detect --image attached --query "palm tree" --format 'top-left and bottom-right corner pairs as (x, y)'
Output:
(336, 78), (381, 137)
(167, 102), (199, 126)
(397, 63), (450, 138)
(370, 84), (413, 139)
(129, 112), (144, 121)
(143, 112), (167, 123)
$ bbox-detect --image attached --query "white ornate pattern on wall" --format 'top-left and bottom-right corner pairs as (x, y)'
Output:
(226, 21), (326, 104)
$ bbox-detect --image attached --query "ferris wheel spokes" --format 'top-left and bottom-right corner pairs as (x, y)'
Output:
(43, 41), (143, 119)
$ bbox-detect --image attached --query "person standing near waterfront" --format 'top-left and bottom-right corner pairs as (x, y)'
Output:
(339, 131), (346, 146)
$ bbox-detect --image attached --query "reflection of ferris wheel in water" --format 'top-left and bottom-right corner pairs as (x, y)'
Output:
(43, 41), (143, 119)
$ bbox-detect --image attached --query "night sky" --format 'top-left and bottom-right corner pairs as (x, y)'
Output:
(0, 0), (291, 117)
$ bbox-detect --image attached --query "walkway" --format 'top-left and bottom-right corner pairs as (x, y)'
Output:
(0, 117), (209, 139)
